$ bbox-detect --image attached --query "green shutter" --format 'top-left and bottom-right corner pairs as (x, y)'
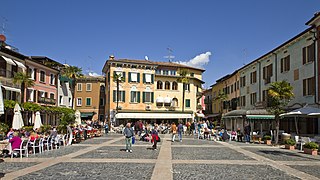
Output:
(137, 73), (140, 83)
(122, 91), (125, 102)
(143, 92), (145, 103)
(113, 90), (116, 102)
(122, 72), (126, 82)
(128, 72), (131, 82)
(143, 73), (146, 83)
(186, 99), (190, 107)
(151, 92), (154, 103)
(113, 71), (116, 82)
(108, 72), (110, 83)
(137, 91), (140, 103)
(151, 74), (154, 84)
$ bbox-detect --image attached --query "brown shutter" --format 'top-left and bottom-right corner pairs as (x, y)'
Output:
(280, 58), (283, 73)
(303, 79), (306, 96)
(302, 47), (306, 64)
(34, 68), (37, 81)
(310, 43), (315, 62)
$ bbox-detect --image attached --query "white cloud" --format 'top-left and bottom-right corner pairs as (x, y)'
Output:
(88, 72), (102, 77)
(176, 51), (211, 69)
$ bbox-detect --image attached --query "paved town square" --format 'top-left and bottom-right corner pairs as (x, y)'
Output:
(1, 133), (320, 180)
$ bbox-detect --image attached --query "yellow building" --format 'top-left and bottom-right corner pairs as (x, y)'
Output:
(102, 56), (205, 125)
(74, 75), (106, 122)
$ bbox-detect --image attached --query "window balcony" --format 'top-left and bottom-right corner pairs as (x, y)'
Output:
(38, 97), (56, 105)
(0, 68), (16, 78)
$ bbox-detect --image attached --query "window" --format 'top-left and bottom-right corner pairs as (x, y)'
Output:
(172, 98), (178, 107)
(69, 98), (72, 107)
(303, 77), (315, 96)
(27, 68), (35, 80)
(163, 70), (169, 75)
(143, 73), (153, 84)
(190, 73), (194, 77)
(50, 93), (55, 99)
(26, 89), (34, 102)
(50, 74), (55, 85)
(156, 69), (161, 74)
(86, 98), (92, 106)
(250, 92), (257, 105)
(240, 96), (246, 107)
(231, 85), (234, 93)
(113, 90), (125, 102)
(77, 98), (82, 106)
(40, 71), (45, 82)
(263, 64), (273, 84)
(240, 76), (246, 87)
(86, 83), (92, 91)
(185, 99), (190, 108)
(77, 83), (82, 91)
(184, 84), (190, 91)
(157, 81), (163, 89)
(170, 70), (176, 76)
(130, 91), (140, 103)
(99, 114), (104, 121)
(114, 71), (126, 82)
(39, 91), (45, 98)
(303, 43), (315, 64)
(262, 90), (268, 102)
(100, 98), (104, 106)
(165, 81), (170, 90)
(129, 72), (140, 83)
(281, 55), (290, 73)
(172, 82), (178, 90)
(59, 96), (63, 105)
(250, 71), (257, 84)
(143, 92), (154, 103)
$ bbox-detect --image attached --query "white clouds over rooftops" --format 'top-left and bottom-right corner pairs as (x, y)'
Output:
(176, 51), (211, 69)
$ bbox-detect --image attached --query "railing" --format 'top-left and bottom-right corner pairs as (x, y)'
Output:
(0, 79), (21, 89)
(38, 97), (56, 105)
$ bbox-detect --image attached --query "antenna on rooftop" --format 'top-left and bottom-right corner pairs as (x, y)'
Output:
(164, 47), (175, 62)
(1, 17), (8, 35)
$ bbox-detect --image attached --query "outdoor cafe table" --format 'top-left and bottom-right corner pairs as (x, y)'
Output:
(0, 140), (9, 155)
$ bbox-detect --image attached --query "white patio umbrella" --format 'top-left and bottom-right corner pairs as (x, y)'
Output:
(33, 111), (42, 130)
(12, 103), (24, 130)
(0, 82), (4, 115)
(75, 110), (81, 126)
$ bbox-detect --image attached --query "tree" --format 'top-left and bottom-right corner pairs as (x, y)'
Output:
(60, 65), (83, 109)
(267, 80), (294, 144)
(13, 72), (35, 103)
(177, 69), (190, 112)
(112, 72), (125, 112)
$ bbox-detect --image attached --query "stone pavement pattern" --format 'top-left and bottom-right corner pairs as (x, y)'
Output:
(0, 133), (320, 180)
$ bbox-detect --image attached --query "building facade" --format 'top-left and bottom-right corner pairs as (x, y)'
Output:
(102, 56), (204, 125)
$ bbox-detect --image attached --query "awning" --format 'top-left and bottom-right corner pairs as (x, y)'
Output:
(156, 97), (164, 103)
(2, 85), (21, 93)
(205, 114), (220, 118)
(246, 115), (275, 120)
(81, 112), (93, 118)
(196, 113), (205, 118)
(164, 97), (172, 103)
(1, 56), (15, 65)
(13, 60), (26, 69)
(115, 112), (192, 119)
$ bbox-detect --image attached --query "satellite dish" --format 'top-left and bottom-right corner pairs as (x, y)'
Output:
(145, 56), (149, 60)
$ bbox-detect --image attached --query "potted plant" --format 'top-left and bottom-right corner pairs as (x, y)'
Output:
(303, 142), (319, 155)
(263, 135), (272, 145)
(284, 139), (296, 150)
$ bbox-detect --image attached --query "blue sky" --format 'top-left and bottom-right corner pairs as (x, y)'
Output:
(1, 1), (319, 88)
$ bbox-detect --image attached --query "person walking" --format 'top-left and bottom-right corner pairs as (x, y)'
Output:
(177, 122), (183, 142)
(244, 123), (251, 144)
(151, 124), (159, 150)
(171, 122), (177, 142)
(123, 123), (134, 153)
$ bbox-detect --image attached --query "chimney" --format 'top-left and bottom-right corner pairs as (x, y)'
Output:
(109, 55), (115, 60)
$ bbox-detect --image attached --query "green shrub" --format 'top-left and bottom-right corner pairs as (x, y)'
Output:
(284, 138), (296, 146)
(303, 142), (319, 150)
(23, 126), (34, 132)
(0, 123), (9, 134)
(40, 125), (52, 133)
(263, 135), (272, 140)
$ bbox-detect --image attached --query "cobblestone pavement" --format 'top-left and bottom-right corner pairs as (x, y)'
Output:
(1, 134), (320, 180)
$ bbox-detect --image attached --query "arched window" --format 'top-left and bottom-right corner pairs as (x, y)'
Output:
(172, 81), (178, 90)
(165, 81), (170, 90)
(157, 81), (163, 89)
(172, 98), (178, 107)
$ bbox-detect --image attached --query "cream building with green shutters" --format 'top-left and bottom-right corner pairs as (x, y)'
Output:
(102, 56), (205, 125)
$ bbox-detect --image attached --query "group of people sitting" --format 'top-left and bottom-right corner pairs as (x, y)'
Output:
(1, 127), (60, 158)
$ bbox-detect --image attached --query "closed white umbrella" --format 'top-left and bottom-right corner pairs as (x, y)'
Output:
(75, 110), (81, 125)
(0, 82), (4, 115)
(12, 103), (24, 130)
(33, 111), (42, 130)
